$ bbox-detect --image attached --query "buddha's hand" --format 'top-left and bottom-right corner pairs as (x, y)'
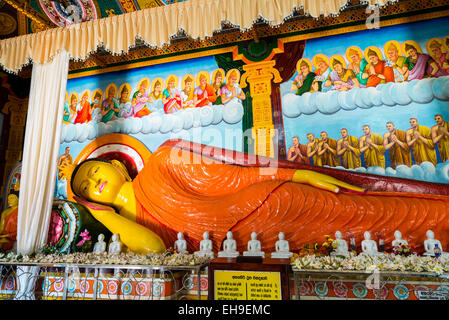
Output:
(292, 170), (365, 194)
(74, 196), (116, 214)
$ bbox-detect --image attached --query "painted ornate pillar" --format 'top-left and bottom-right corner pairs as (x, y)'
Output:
(1, 95), (28, 197)
(240, 61), (282, 158)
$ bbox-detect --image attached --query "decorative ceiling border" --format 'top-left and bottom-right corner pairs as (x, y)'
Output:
(67, 0), (449, 78)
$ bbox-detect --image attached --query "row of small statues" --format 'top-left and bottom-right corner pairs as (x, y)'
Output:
(92, 229), (448, 258)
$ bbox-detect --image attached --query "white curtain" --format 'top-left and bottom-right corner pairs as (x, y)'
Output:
(17, 50), (70, 255)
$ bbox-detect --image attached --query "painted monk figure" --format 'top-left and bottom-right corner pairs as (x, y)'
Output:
(406, 117), (437, 166)
(306, 133), (322, 166)
(337, 128), (361, 169)
(365, 49), (395, 87)
(287, 136), (310, 165)
(58, 147), (73, 179)
(0, 194), (18, 250)
(359, 125), (386, 168)
(194, 73), (217, 107)
(383, 121), (412, 168)
(431, 114), (449, 163)
(74, 92), (92, 124)
(317, 131), (340, 167)
(66, 140), (449, 255)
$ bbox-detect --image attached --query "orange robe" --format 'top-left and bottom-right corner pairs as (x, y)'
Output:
(74, 101), (92, 124)
(1, 208), (17, 250)
(131, 141), (449, 254)
(366, 61), (395, 87)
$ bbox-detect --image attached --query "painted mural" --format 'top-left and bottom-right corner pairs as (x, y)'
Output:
(281, 18), (449, 184)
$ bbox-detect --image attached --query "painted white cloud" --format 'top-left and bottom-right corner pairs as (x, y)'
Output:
(61, 102), (244, 143)
(283, 76), (449, 118)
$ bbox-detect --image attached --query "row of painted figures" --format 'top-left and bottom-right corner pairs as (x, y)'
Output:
(292, 38), (449, 95)
(288, 115), (449, 169)
(63, 68), (245, 125)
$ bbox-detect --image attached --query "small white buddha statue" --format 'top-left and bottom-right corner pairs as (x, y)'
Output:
(392, 230), (408, 248)
(218, 231), (239, 258)
(361, 231), (384, 256)
(108, 234), (122, 254)
(423, 230), (447, 257)
(243, 232), (265, 258)
(93, 234), (106, 254)
(194, 231), (214, 259)
(271, 232), (293, 259)
(331, 231), (350, 257)
(174, 232), (188, 254)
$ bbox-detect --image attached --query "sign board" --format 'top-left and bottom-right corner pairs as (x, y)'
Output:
(214, 270), (282, 300)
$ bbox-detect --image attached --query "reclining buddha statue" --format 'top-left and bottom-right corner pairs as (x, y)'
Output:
(60, 139), (449, 255)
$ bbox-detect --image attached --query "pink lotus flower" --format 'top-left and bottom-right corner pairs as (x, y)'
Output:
(76, 229), (91, 247)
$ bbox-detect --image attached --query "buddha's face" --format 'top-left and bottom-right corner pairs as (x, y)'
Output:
(72, 160), (128, 205)
(7, 195), (18, 207)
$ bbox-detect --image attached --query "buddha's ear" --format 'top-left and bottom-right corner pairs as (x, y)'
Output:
(110, 160), (132, 182)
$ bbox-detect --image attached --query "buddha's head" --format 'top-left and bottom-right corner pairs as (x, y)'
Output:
(203, 231), (209, 240)
(98, 234), (105, 242)
(226, 231), (233, 240)
(335, 231), (342, 239)
(394, 230), (402, 240)
(71, 158), (131, 205)
(364, 231), (371, 240)
(251, 232), (257, 240)
(177, 232), (184, 240)
(426, 230), (434, 240)
(7, 194), (18, 208)
(278, 232), (285, 240)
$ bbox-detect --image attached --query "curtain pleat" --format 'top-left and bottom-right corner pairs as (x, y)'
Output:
(0, 0), (397, 73)
(17, 50), (69, 255)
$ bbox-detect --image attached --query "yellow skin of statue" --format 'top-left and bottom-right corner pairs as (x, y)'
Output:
(0, 194), (18, 243)
(71, 160), (363, 255)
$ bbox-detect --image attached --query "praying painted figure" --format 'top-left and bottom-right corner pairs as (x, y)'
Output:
(220, 69), (245, 105)
(403, 42), (443, 80)
(406, 117), (437, 166)
(383, 121), (412, 169)
(313, 54), (332, 92)
(347, 47), (368, 87)
(431, 114), (449, 163)
(194, 72), (217, 107)
(325, 57), (360, 91)
(287, 136), (310, 165)
(365, 48), (395, 87)
(337, 128), (362, 169)
(132, 79), (152, 118)
(359, 125), (386, 168)
(427, 39), (449, 75)
(212, 69), (226, 105)
(181, 75), (195, 108)
(101, 86), (120, 123)
(317, 131), (340, 167)
(75, 91), (92, 124)
(162, 75), (183, 114)
(385, 41), (407, 82)
(291, 59), (318, 96)
(118, 85), (133, 118)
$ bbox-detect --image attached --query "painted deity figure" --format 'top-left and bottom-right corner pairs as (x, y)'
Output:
(385, 42), (407, 82)
(347, 47), (368, 87)
(317, 131), (340, 167)
(359, 125), (386, 168)
(403, 43), (443, 80)
(391, 230), (408, 248)
(68, 94), (79, 124)
(271, 232), (293, 259)
(365, 48), (395, 87)
(406, 117), (437, 165)
(428, 39), (449, 75)
(0, 194), (18, 250)
(101, 87), (120, 123)
(423, 230), (447, 257)
(431, 114), (449, 163)
(74, 92), (92, 124)
(118, 86), (133, 118)
(220, 69), (245, 105)
(174, 232), (188, 254)
(148, 79), (164, 112)
(218, 231), (239, 258)
(383, 122), (412, 169)
(132, 80), (152, 118)
(212, 70), (225, 105)
(325, 58), (359, 91)
(93, 234), (106, 253)
(287, 136), (310, 165)
(162, 76), (183, 114)
(313, 56), (332, 92)
(306, 133), (322, 166)
(291, 60), (318, 95)
(337, 128), (361, 169)
(243, 232), (265, 257)
(194, 73), (217, 108)
(181, 76), (195, 108)
(194, 231), (214, 258)
(63, 100), (71, 124)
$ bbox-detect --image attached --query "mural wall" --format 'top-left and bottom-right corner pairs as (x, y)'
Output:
(281, 17), (449, 184)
